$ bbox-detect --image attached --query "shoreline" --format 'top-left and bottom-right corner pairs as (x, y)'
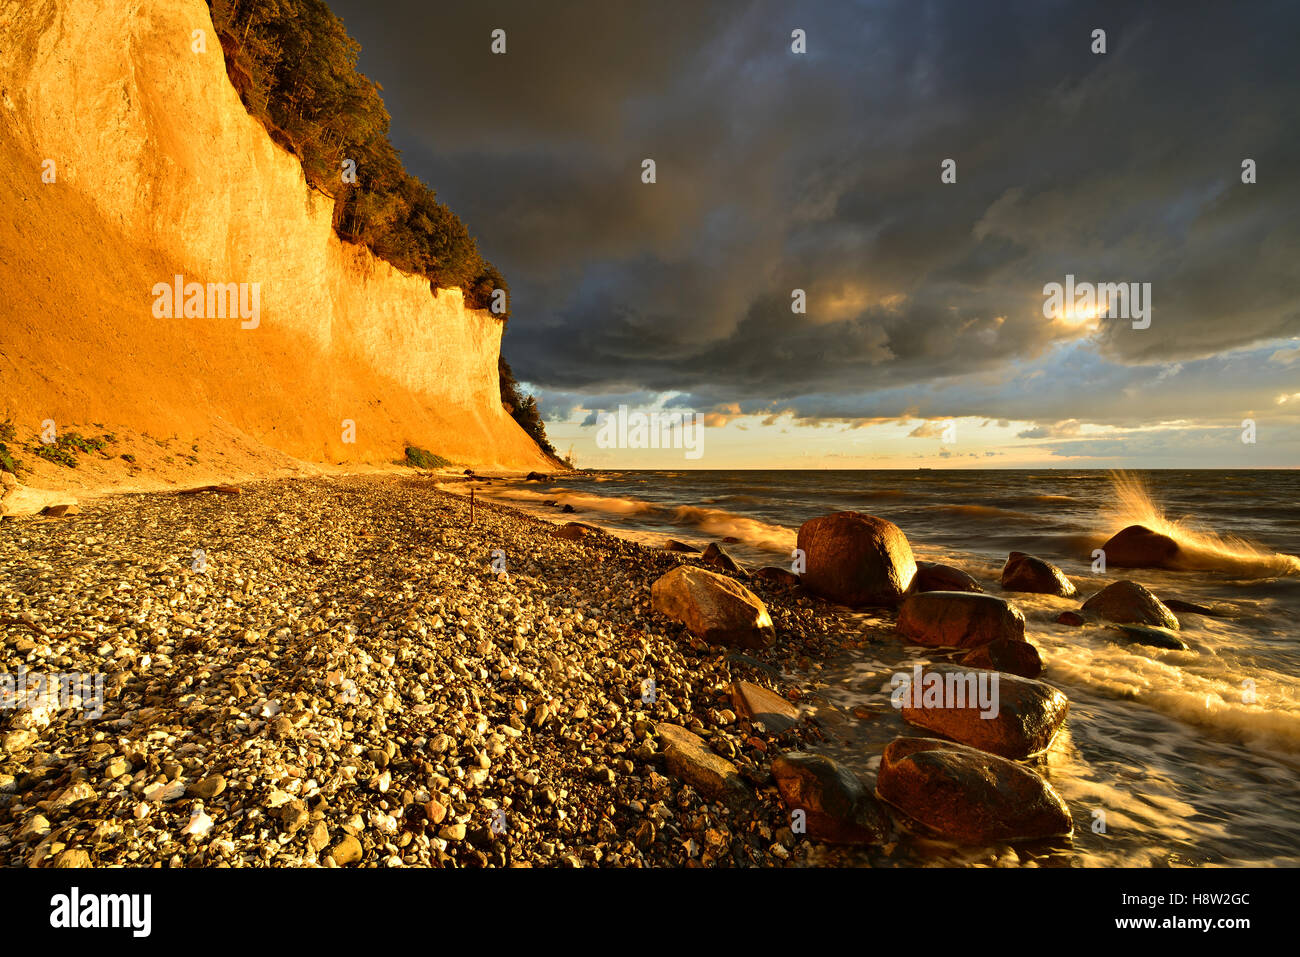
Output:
(0, 474), (878, 868)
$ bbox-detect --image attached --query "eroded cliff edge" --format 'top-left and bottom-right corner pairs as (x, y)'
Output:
(0, 0), (554, 497)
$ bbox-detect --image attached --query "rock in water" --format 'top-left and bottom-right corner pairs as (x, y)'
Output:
(650, 566), (774, 649)
(875, 737), (1073, 844)
(960, 636), (1044, 679)
(1106, 624), (1190, 652)
(656, 723), (753, 810)
(770, 752), (889, 844)
(1000, 552), (1076, 597)
(796, 511), (917, 607)
(914, 561), (983, 593)
(702, 541), (745, 575)
(1081, 580), (1180, 629)
(896, 591), (1026, 648)
(730, 680), (800, 733)
(1099, 525), (1182, 569)
(896, 663), (1068, 759)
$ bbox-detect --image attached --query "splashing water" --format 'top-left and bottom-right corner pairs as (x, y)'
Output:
(1104, 471), (1300, 576)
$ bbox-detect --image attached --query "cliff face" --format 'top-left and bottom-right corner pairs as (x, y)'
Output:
(0, 0), (553, 473)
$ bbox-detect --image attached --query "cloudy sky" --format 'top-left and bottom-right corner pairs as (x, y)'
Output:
(327, 0), (1299, 468)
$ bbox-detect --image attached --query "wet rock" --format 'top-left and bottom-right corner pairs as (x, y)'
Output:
(895, 663), (1068, 759)
(1106, 624), (1190, 652)
(655, 723), (753, 810)
(796, 511), (917, 607)
(1162, 597), (1230, 618)
(1099, 525), (1181, 569)
(914, 561), (983, 593)
(1056, 611), (1085, 626)
(524, 472), (548, 481)
(1081, 580), (1180, 629)
(702, 542), (745, 575)
(663, 540), (700, 553)
(770, 752), (888, 844)
(650, 565), (774, 649)
(960, 637), (1044, 679)
(560, 504), (576, 514)
(875, 737), (1073, 844)
(753, 566), (800, 587)
(896, 591), (1026, 648)
(730, 680), (799, 733)
(1000, 552), (1076, 597)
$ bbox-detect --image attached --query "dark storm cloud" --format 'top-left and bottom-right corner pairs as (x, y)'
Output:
(326, 0), (1300, 423)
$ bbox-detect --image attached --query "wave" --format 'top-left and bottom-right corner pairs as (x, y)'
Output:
(1104, 472), (1300, 577)
(666, 505), (796, 553)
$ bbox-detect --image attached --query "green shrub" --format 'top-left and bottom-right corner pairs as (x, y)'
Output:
(499, 357), (557, 456)
(0, 443), (21, 474)
(404, 447), (450, 469)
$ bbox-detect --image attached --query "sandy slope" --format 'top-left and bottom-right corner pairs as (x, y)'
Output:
(0, 0), (554, 505)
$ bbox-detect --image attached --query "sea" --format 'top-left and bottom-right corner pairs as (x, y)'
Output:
(459, 468), (1300, 867)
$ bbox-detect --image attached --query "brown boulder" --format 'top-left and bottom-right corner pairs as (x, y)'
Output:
(1056, 611), (1085, 626)
(702, 542), (745, 575)
(650, 565), (774, 649)
(1001, 552), (1076, 597)
(1099, 524), (1181, 569)
(896, 591), (1025, 648)
(960, 637), (1044, 679)
(796, 511), (916, 607)
(915, 561), (983, 593)
(771, 752), (889, 844)
(894, 663), (1068, 759)
(656, 723), (753, 810)
(663, 540), (700, 553)
(551, 522), (596, 541)
(753, 566), (800, 587)
(1081, 580), (1179, 630)
(875, 737), (1073, 844)
(730, 680), (800, 733)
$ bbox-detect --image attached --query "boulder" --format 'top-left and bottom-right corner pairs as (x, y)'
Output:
(663, 540), (701, 553)
(730, 680), (800, 733)
(1055, 611), (1085, 626)
(915, 561), (983, 593)
(40, 503), (79, 517)
(796, 511), (917, 607)
(551, 522), (596, 541)
(753, 566), (800, 587)
(524, 471), (549, 481)
(1106, 624), (1190, 652)
(1099, 525), (1181, 569)
(875, 737), (1073, 844)
(656, 723), (753, 810)
(1081, 580), (1179, 629)
(1000, 552), (1076, 597)
(895, 663), (1068, 759)
(770, 752), (889, 844)
(896, 591), (1025, 648)
(960, 637), (1044, 679)
(650, 565), (774, 649)
(702, 542), (745, 575)
(561, 503), (576, 513)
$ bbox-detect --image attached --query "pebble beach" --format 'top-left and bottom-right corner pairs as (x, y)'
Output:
(0, 475), (876, 868)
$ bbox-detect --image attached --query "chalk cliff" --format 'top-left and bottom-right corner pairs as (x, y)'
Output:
(0, 0), (554, 479)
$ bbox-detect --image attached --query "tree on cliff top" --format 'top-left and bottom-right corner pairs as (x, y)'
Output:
(207, 0), (555, 457)
(206, 0), (505, 314)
